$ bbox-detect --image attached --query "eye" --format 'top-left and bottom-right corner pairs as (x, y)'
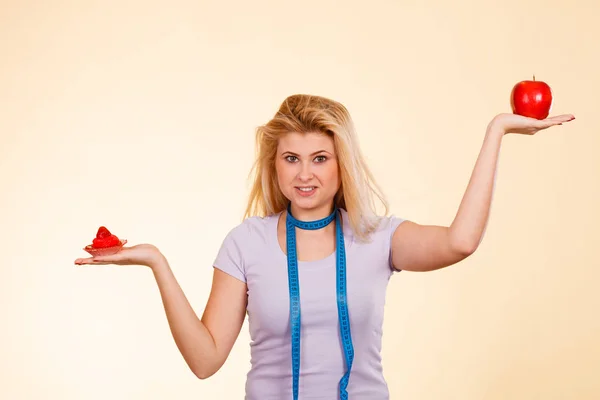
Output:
(285, 155), (298, 163)
(314, 155), (327, 163)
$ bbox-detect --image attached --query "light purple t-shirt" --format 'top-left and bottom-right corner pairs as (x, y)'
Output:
(213, 208), (406, 400)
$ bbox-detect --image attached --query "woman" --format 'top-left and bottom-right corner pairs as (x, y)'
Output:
(74, 94), (574, 399)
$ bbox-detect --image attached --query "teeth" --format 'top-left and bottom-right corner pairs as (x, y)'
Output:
(298, 187), (315, 192)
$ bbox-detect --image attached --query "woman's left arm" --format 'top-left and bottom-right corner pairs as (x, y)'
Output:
(391, 112), (575, 272)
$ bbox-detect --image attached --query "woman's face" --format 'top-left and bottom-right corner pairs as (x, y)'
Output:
(275, 131), (340, 219)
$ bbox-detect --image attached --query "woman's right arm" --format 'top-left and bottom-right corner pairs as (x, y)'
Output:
(151, 254), (248, 379)
(75, 243), (247, 379)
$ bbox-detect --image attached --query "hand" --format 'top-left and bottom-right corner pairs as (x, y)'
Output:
(489, 113), (575, 136)
(74, 244), (165, 269)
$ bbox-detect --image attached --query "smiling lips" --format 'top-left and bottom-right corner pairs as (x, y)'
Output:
(295, 186), (316, 196)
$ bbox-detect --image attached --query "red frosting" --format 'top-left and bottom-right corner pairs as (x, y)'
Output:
(91, 226), (121, 248)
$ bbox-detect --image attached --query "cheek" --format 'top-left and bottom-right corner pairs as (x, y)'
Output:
(275, 160), (294, 183)
(321, 162), (340, 186)
(274, 160), (284, 183)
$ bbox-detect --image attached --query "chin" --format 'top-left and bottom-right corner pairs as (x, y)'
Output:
(291, 194), (334, 212)
(292, 197), (319, 209)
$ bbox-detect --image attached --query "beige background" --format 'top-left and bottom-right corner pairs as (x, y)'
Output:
(1, 0), (598, 399)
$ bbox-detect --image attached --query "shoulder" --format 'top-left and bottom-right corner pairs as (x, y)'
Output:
(221, 213), (279, 247)
(374, 215), (406, 252)
(213, 213), (280, 281)
(355, 211), (407, 244)
(339, 208), (406, 249)
(375, 214), (406, 233)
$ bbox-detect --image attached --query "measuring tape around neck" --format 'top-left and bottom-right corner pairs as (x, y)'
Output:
(285, 204), (355, 399)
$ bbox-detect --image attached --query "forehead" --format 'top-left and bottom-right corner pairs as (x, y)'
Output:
(277, 131), (335, 153)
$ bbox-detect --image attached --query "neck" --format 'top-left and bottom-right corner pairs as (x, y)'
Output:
(288, 202), (335, 222)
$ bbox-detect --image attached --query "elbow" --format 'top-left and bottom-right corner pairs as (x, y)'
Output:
(450, 236), (479, 258)
(193, 366), (217, 380)
(458, 243), (477, 257)
(190, 359), (220, 380)
(447, 227), (482, 258)
(195, 371), (214, 380)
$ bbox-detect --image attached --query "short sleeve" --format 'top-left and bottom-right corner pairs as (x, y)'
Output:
(213, 226), (247, 283)
(388, 215), (407, 272)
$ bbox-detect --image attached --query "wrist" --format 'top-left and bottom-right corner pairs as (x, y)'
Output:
(148, 251), (168, 271)
(486, 117), (506, 138)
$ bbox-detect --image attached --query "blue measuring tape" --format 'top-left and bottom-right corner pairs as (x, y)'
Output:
(286, 204), (354, 400)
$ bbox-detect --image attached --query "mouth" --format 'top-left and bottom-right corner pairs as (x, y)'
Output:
(295, 186), (317, 197)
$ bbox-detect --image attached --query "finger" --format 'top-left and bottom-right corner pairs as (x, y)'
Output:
(547, 114), (575, 123)
(74, 258), (112, 265)
(532, 120), (558, 130)
(90, 254), (125, 264)
(74, 254), (122, 265)
(534, 116), (570, 130)
(87, 260), (117, 265)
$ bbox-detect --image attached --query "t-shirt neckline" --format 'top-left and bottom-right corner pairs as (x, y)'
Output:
(270, 209), (353, 267)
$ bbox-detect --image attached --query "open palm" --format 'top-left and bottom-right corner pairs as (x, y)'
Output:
(491, 113), (575, 135)
(74, 243), (163, 267)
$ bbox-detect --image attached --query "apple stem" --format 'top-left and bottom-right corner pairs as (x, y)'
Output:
(533, 74), (536, 81)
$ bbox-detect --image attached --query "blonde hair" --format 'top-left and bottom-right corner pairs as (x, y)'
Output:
(244, 94), (388, 241)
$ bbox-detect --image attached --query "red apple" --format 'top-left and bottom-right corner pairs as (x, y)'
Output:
(510, 75), (553, 120)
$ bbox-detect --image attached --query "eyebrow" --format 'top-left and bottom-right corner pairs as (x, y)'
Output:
(281, 150), (332, 156)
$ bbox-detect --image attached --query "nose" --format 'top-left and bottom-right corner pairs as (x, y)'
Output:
(298, 160), (314, 182)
